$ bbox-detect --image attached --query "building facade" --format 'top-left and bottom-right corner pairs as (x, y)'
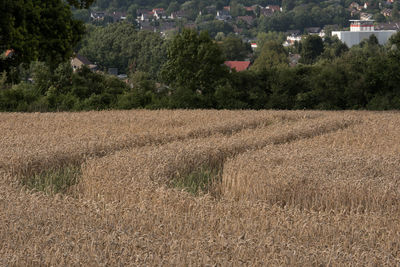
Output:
(332, 20), (397, 47)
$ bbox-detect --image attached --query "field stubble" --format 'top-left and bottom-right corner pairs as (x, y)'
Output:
(1, 110), (400, 265)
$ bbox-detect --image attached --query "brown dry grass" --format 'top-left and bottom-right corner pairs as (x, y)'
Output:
(1, 110), (400, 266)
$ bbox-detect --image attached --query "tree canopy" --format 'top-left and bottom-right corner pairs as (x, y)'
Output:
(0, 0), (89, 72)
(161, 29), (228, 108)
(78, 23), (167, 76)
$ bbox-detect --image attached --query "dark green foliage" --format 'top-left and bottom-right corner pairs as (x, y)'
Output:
(0, 63), (129, 112)
(117, 71), (156, 109)
(67, 0), (95, 9)
(0, 0), (85, 72)
(161, 29), (228, 108)
(1, 31), (400, 112)
(198, 20), (234, 38)
(215, 82), (248, 109)
(300, 35), (324, 64)
(251, 41), (288, 71)
(78, 23), (166, 76)
(320, 36), (349, 61)
(258, 1), (351, 33)
(218, 35), (252, 61)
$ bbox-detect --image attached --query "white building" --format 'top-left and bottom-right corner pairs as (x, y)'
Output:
(283, 35), (302, 47)
(332, 20), (397, 47)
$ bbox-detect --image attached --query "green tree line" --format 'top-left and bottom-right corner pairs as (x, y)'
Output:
(2, 28), (400, 111)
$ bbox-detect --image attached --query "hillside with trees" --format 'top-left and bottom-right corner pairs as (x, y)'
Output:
(1, 0), (399, 111)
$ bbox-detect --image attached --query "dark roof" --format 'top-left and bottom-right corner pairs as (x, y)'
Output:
(75, 54), (92, 65)
(137, 9), (151, 15)
(305, 27), (321, 33)
(286, 30), (301, 35)
(91, 12), (105, 18)
(375, 22), (400, 30)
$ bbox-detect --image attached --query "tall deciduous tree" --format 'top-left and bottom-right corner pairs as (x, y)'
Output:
(0, 0), (88, 72)
(161, 29), (228, 108)
(219, 35), (252, 61)
(300, 35), (324, 64)
(79, 23), (166, 76)
(251, 41), (288, 72)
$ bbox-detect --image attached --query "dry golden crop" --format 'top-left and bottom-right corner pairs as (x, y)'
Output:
(1, 110), (400, 266)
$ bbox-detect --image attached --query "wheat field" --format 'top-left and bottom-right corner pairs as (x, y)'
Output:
(1, 110), (400, 265)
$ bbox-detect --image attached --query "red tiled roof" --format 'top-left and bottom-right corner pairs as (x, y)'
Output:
(224, 61), (251, 72)
(5, 49), (14, 58)
(267, 5), (281, 12)
(152, 8), (165, 13)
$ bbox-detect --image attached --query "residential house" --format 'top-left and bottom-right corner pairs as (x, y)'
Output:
(381, 8), (392, 17)
(216, 10), (232, 21)
(265, 5), (282, 12)
(386, 0), (394, 6)
(254, 5), (282, 17)
(284, 34), (302, 47)
(204, 5), (217, 14)
(286, 30), (301, 36)
(260, 8), (274, 17)
(305, 27), (321, 35)
(360, 12), (373, 20)
(170, 10), (190, 20)
(223, 6), (231, 12)
(349, 2), (363, 16)
(137, 9), (150, 16)
(349, 2), (362, 11)
(153, 8), (166, 20)
(237, 16), (254, 25)
(71, 54), (97, 72)
(251, 43), (258, 50)
(91, 11), (105, 21)
(137, 9), (152, 21)
(109, 12), (127, 23)
(375, 21), (400, 30)
(350, 9), (360, 17)
(364, 2), (369, 9)
(140, 12), (152, 21)
(224, 61), (251, 72)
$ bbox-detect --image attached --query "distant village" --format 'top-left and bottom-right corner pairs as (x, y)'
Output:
(71, 1), (400, 76)
(90, 4), (282, 37)
(89, 2), (399, 46)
